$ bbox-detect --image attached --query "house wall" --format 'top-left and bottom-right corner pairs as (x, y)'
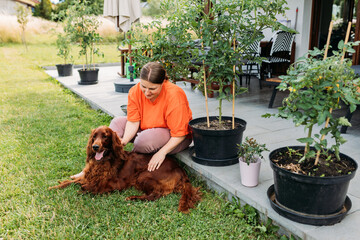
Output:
(262, 0), (313, 60)
(0, 0), (34, 15)
(0, 0), (17, 15)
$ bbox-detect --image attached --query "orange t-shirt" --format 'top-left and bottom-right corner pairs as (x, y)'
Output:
(127, 80), (192, 137)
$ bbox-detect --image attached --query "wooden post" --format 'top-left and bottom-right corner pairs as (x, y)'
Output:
(315, 21), (351, 165)
(323, 22), (333, 60)
(232, 38), (236, 129)
(201, 27), (210, 128)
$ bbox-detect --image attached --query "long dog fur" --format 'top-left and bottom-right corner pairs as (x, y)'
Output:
(49, 126), (201, 213)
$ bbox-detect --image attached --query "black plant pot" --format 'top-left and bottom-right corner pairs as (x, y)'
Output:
(189, 116), (247, 166)
(78, 68), (99, 85)
(56, 64), (73, 77)
(268, 146), (357, 226)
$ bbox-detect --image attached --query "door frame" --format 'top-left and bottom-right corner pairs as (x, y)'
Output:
(309, 0), (360, 64)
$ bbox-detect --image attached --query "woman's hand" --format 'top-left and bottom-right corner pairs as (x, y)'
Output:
(148, 151), (166, 172)
(147, 136), (186, 172)
(119, 138), (127, 146)
(122, 121), (140, 145)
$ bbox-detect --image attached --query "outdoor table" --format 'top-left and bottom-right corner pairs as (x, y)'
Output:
(118, 47), (130, 77)
(265, 77), (282, 108)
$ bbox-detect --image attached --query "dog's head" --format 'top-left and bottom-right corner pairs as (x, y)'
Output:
(86, 126), (127, 162)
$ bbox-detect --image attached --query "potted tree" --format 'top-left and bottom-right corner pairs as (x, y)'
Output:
(184, 0), (290, 166)
(127, 7), (195, 82)
(263, 38), (360, 225)
(237, 137), (268, 187)
(67, 1), (103, 85)
(127, 0), (291, 166)
(55, 33), (73, 77)
(52, 9), (73, 77)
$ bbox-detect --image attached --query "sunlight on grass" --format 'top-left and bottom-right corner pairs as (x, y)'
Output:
(0, 43), (285, 239)
(0, 14), (121, 45)
(22, 44), (122, 67)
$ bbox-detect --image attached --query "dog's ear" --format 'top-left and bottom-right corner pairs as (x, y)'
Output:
(111, 129), (128, 160)
(86, 129), (95, 160)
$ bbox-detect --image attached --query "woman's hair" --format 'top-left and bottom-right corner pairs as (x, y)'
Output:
(140, 62), (168, 84)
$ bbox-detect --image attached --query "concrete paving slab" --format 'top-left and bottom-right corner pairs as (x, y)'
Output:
(46, 64), (360, 240)
(305, 208), (360, 240)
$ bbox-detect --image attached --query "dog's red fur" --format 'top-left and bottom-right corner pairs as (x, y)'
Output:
(49, 126), (201, 213)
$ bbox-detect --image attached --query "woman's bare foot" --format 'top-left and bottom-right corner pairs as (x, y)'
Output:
(70, 171), (84, 179)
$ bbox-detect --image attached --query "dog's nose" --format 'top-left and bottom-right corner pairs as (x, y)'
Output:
(92, 145), (100, 151)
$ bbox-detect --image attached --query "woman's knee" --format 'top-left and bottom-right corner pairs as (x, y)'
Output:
(109, 116), (127, 138)
(133, 128), (171, 153)
(168, 137), (192, 154)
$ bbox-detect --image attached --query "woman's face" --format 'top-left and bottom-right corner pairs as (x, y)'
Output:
(140, 79), (163, 102)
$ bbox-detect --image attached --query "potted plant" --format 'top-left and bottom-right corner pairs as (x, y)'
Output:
(55, 33), (73, 77)
(184, 0), (290, 166)
(67, 0), (103, 85)
(127, 8), (195, 82)
(237, 137), (268, 187)
(127, 0), (290, 166)
(262, 40), (360, 225)
(52, 4), (73, 77)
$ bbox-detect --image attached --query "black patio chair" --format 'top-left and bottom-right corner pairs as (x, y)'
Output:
(262, 31), (295, 79)
(237, 38), (262, 88)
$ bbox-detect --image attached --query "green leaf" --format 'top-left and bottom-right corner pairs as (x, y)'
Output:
(347, 48), (356, 53)
(318, 112), (327, 125)
(262, 113), (272, 118)
(344, 94), (358, 105)
(338, 117), (351, 127)
(320, 127), (331, 136)
(338, 40), (344, 50)
(350, 103), (357, 113)
(297, 137), (314, 144)
(255, 225), (267, 233)
(338, 136), (347, 144)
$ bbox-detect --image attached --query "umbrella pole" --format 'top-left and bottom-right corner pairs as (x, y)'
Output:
(128, 31), (134, 82)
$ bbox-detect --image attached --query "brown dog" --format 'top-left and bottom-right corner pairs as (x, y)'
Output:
(49, 126), (201, 213)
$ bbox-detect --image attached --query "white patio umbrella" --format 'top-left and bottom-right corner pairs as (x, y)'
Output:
(103, 0), (142, 32)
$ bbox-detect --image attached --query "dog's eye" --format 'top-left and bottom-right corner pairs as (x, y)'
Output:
(103, 135), (108, 139)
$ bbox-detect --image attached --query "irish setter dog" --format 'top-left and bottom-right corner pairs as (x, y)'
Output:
(49, 126), (201, 213)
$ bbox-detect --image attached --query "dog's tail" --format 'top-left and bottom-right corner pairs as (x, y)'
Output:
(48, 179), (81, 190)
(178, 180), (202, 213)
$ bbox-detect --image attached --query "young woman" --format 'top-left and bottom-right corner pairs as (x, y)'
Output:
(71, 62), (192, 178)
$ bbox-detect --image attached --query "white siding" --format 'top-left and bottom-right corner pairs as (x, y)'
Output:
(0, 0), (31, 15)
(261, 0), (312, 60)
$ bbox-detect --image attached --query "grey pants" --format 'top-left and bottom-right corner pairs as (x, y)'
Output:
(109, 116), (192, 154)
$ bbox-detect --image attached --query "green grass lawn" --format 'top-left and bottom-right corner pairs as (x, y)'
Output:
(0, 43), (288, 239)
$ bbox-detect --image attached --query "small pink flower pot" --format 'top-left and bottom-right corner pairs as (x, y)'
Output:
(239, 157), (261, 187)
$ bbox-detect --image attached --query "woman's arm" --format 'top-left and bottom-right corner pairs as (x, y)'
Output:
(147, 136), (186, 172)
(121, 121), (140, 145)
